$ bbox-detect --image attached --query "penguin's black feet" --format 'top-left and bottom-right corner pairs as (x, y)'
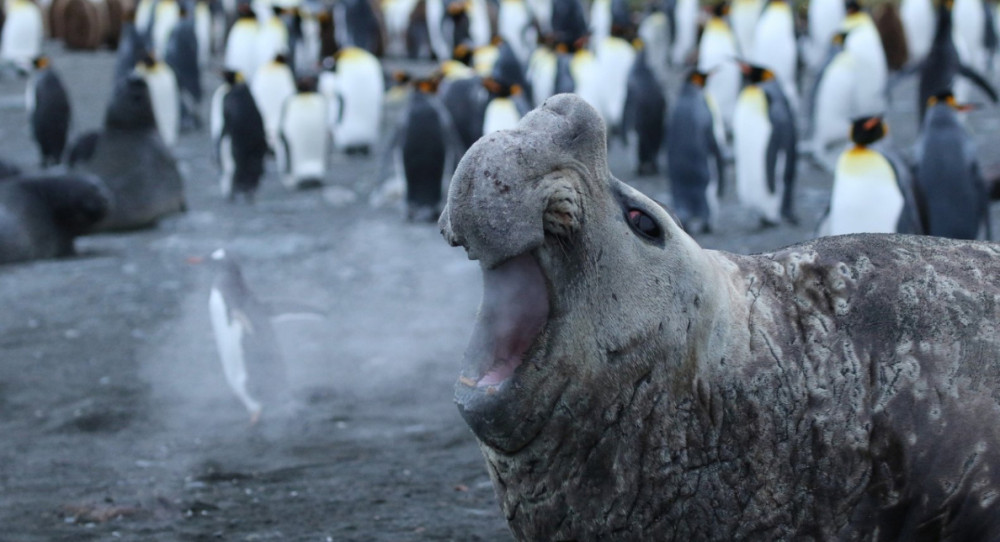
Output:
(636, 161), (659, 177)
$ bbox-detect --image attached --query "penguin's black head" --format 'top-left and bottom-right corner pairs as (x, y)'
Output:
(414, 76), (440, 94)
(710, 2), (729, 18)
(453, 42), (473, 65)
(447, 0), (467, 17)
(105, 75), (158, 131)
(221, 69), (242, 86)
(237, 3), (255, 17)
(482, 77), (521, 98)
(845, 0), (862, 14)
(296, 75), (319, 93)
(32, 56), (50, 70)
(850, 116), (887, 146)
(685, 69), (710, 88)
(272, 5), (283, 16)
(274, 54), (289, 65)
(139, 50), (157, 68)
(739, 63), (774, 84)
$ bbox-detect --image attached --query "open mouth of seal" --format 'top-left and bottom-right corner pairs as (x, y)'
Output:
(458, 252), (550, 391)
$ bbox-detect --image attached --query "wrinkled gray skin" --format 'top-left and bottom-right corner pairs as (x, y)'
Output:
(440, 94), (1000, 540)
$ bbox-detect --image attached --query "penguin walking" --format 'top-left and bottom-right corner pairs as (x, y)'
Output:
(165, 7), (202, 131)
(27, 57), (71, 168)
(913, 92), (991, 239)
(225, 6), (260, 80)
(277, 76), (329, 189)
(623, 46), (667, 176)
(388, 77), (462, 221)
(135, 52), (181, 148)
(0, 0), (43, 73)
(750, 0), (798, 109)
(327, 47), (385, 155)
(219, 80), (268, 202)
(208, 249), (287, 424)
(250, 54), (296, 152)
(819, 116), (922, 236)
(667, 70), (726, 233)
(732, 63), (797, 227)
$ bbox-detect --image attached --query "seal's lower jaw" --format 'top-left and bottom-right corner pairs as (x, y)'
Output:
(455, 252), (551, 452)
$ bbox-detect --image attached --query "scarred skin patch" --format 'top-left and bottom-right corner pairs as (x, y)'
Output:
(441, 94), (1000, 540)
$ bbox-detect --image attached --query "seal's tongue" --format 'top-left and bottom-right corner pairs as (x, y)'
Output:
(460, 253), (549, 388)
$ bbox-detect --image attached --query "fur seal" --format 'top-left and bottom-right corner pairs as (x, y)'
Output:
(439, 94), (1000, 540)
(0, 174), (109, 264)
(71, 75), (186, 231)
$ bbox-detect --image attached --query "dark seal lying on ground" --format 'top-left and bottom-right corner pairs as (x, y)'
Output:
(0, 173), (109, 264)
(439, 93), (1000, 540)
(71, 75), (186, 231)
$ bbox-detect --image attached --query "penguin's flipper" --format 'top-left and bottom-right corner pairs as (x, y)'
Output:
(958, 63), (999, 103)
(707, 121), (725, 198)
(277, 133), (292, 173)
(765, 135), (780, 195)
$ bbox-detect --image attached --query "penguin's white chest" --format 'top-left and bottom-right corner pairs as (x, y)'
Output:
(698, 20), (740, 126)
(250, 63), (297, 148)
(483, 98), (521, 135)
(751, 3), (797, 104)
(733, 86), (780, 220)
(224, 21), (260, 80)
(829, 148), (903, 235)
(209, 288), (260, 415)
(279, 94), (330, 187)
(812, 52), (857, 151)
(0, 0), (43, 67)
(332, 49), (385, 149)
(140, 65), (180, 147)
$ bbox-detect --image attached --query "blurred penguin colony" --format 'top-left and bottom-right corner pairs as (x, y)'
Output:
(1, 0), (999, 265)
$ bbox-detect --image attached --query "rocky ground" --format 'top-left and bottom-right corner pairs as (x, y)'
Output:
(1, 41), (999, 542)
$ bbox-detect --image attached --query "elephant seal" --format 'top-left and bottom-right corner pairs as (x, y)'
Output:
(439, 93), (1000, 540)
(0, 174), (109, 264)
(72, 75), (186, 231)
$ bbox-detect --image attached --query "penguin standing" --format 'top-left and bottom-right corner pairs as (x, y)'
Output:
(334, 0), (386, 56)
(697, 2), (740, 132)
(901, 0), (935, 65)
(390, 77), (461, 221)
(807, 31), (856, 170)
(671, 0), (698, 66)
(194, 0), (213, 67)
(135, 52), (181, 147)
(750, 0), (798, 109)
(549, 0), (588, 52)
(165, 7), (202, 131)
(327, 47), (385, 155)
(255, 7), (291, 73)
(276, 75), (329, 189)
(594, 2), (636, 138)
(437, 64), (489, 153)
(27, 57), (71, 168)
(806, 0), (845, 70)
(526, 41), (557, 106)
(151, 0), (181, 59)
(250, 54), (296, 152)
(383, 0), (420, 56)
(225, 7), (260, 80)
(820, 116), (922, 236)
(208, 249), (287, 424)
(732, 63), (797, 226)
(0, 0), (43, 72)
(481, 77), (530, 134)
(623, 45), (667, 176)
(840, 2), (889, 117)
(499, 0), (537, 66)
(952, 0), (993, 105)
(667, 70), (725, 233)
(220, 79), (268, 202)
(210, 70), (239, 164)
(913, 92), (991, 239)
(729, 0), (763, 56)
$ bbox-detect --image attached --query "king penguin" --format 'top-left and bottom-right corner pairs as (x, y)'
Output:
(27, 56), (71, 168)
(728, 0), (763, 57)
(135, 52), (181, 148)
(328, 47), (385, 155)
(208, 248), (288, 424)
(151, 0), (181, 60)
(667, 70), (726, 233)
(250, 53), (296, 152)
(210, 70), (239, 165)
(255, 7), (291, 74)
(913, 91), (991, 239)
(671, 0), (698, 66)
(481, 76), (529, 135)
(220, 78), (269, 202)
(732, 63), (797, 227)
(697, 2), (740, 133)
(901, 0), (935, 65)
(840, 1), (889, 118)
(623, 44), (667, 176)
(277, 75), (330, 189)
(805, 0), (845, 71)
(225, 6), (260, 80)
(750, 0), (798, 109)
(820, 116), (922, 236)
(165, 6), (202, 131)
(807, 31), (856, 171)
(0, 0), (43, 73)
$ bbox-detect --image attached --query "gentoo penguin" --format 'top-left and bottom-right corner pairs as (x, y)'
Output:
(728, 0), (763, 57)
(671, 0), (698, 66)
(151, 0), (181, 59)
(750, 0), (798, 109)
(208, 248), (287, 424)
(220, 79), (268, 202)
(27, 57), (71, 168)
(256, 7), (291, 74)
(0, 173), (109, 265)
(819, 116), (922, 236)
(115, 7), (148, 85)
(806, 31), (856, 171)
(805, 0), (845, 70)
(913, 91), (991, 239)
(840, 2), (889, 118)
(732, 63), (797, 227)
(334, 0), (386, 56)
(276, 75), (329, 189)
(918, 0), (998, 121)
(165, 7), (202, 131)
(390, 76), (461, 221)
(623, 45), (667, 176)
(327, 47), (385, 155)
(0, 0), (43, 73)
(667, 70), (726, 233)
(135, 52), (181, 147)
(901, 0), (935, 65)
(250, 54), (296, 152)
(225, 6), (260, 80)
(697, 2), (740, 132)
(70, 75), (186, 231)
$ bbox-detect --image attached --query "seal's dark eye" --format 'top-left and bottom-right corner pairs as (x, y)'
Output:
(627, 209), (661, 239)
